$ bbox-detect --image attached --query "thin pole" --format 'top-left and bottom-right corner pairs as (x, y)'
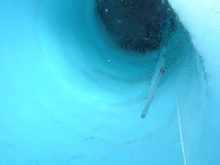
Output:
(175, 82), (187, 165)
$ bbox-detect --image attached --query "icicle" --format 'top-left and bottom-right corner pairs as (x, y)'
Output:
(141, 20), (170, 118)
(141, 54), (166, 118)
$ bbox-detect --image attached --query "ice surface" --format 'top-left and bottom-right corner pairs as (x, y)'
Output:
(0, 0), (219, 164)
(169, 0), (220, 163)
(169, 0), (220, 100)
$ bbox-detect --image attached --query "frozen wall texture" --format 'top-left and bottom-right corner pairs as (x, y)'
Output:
(0, 0), (219, 164)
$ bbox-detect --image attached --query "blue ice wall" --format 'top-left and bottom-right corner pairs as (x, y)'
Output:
(0, 0), (219, 164)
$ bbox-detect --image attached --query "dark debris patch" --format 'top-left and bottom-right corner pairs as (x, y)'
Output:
(96, 0), (176, 54)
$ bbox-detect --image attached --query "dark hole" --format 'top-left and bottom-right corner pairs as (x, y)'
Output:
(96, 0), (176, 54)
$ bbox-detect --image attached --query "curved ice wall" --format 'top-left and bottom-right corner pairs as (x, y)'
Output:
(0, 0), (219, 164)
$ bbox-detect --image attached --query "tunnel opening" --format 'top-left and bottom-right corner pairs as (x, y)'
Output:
(39, 0), (198, 103)
(96, 0), (176, 54)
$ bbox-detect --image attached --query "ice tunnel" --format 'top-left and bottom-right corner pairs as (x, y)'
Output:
(0, 0), (220, 164)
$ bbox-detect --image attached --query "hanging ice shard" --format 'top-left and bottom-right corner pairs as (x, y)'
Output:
(141, 55), (166, 118)
(141, 21), (171, 118)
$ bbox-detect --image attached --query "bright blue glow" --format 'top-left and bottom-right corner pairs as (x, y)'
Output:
(0, 0), (220, 164)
